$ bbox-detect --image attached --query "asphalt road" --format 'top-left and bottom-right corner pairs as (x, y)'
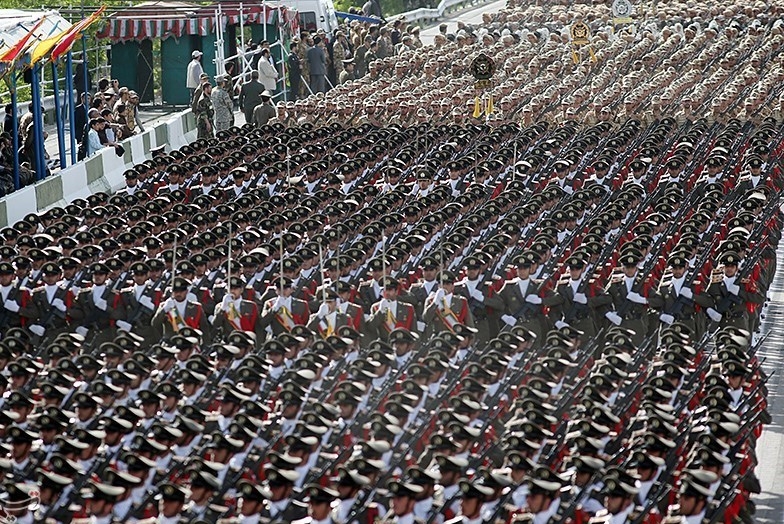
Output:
(749, 226), (784, 523)
(419, 0), (507, 45)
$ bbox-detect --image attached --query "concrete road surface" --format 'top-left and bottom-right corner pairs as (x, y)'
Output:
(419, 0), (507, 45)
(751, 227), (784, 523)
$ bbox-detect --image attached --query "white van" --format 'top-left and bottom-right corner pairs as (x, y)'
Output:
(285, 0), (340, 34)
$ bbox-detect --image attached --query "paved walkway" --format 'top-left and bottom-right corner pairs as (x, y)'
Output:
(751, 219), (784, 522)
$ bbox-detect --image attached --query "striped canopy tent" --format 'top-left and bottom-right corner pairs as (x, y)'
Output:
(97, 1), (296, 43)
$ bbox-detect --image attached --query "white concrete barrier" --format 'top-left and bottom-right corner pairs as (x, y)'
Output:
(0, 109), (197, 227)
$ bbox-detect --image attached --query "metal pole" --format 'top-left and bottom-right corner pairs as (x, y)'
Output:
(30, 64), (46, 181)
(66, 51), (77, 165)
(279, 22), (287, 102)
(10, 72), (19, 190)
(239, 3), (246, 81)
(81, 35), (89, 103)
(263, 1), (267, 42)
(52, 61), (67, 169)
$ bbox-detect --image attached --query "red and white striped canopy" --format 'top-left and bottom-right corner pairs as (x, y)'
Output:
(97, 2), (296, 43)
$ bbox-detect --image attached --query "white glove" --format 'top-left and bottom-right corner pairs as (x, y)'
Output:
(272, 296), (284, 312)
(555, 320), (568, 329)
(221, 295), (233, 312)
(706, 308), (723, 322)
(162, 297), (175, 312)
(726, 282), (740, 295)
(116, 320), (132, 332)
(416, 321), (426, 332)
(29, 324), (45, 337)
(605, 311), (622, 326)
(470, 288), (484, 302)
(659, 313), (675, 325)
(52, 298), (67, 312)
(679, 287), (693, 299)
(139, 296), (156, 310)
(525, 294), (542, 305)
(317, 303), (329, 319)
(94, 297), (108, 311)
(433, 288), (445, 306)
(626, 291), (647, 304)
(379, 298), (390, 313)
(501, 314), (517, 326)
(573, 292), (588, 304)
(3, 300), (19, 313)
(75, 326), (89, 337)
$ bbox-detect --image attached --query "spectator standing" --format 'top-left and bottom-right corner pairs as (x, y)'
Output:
(73, 52), (92, 97)
(307, 37), (327, 94)
(73, 93), (91, 143)
(3, 104), (13, 136)
(127, 91), (144, 133)
(252, 91), (277, 128)
(339, 59), (355, 85)
(186, 50), (204, 100)
(86, 118), (104, 157)
(288, 42), (302, 101)
(354, 36), (371, 78)
(211, 76), (234, 131)
(239, 71), (265, 124)
(195, 83), (214, 139)
(190, 73), (210, 114)
(18, 103), (33, 145)
(258, 49), (279, 92)
(332, 31), (352, 82)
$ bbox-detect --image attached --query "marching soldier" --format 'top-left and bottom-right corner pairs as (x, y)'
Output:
(497, 253), (557, 348)
(648, 252), (712, 337)
(259, 277), (310, 335)
(605, 250), (650, 345)
(307, 287), (351, 338)
(119, 261), (162, 345)
(151, 276), (212, 342)
(68, 262), (126, 346)
(422, 270), (473, 338)
(454, 256), (504, 348)
(0, 261), (36, 331)
(368, 277), (418, 341)
(28, 261), (73, 340)
(706, 251), (764, 332)
(213, 276), (264, 342)
(550, 255), (612, 338)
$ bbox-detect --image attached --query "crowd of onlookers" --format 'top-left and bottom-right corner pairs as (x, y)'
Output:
(79, 78), (146, 160)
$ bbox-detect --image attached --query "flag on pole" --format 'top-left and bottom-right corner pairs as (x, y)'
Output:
(29, 23), (71, 65)
(0, 17), (47, 63)
(50, 6), (105, 63)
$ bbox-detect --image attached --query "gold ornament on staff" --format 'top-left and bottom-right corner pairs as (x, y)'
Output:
(470, 53), (496, 119)
(569, 20), (597, 65)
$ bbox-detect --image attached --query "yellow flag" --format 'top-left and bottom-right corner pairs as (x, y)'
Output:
(30, 26), (71, 65)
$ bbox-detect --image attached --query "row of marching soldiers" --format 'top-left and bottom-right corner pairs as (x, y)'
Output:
(0, 197), (777, 524)
(0, 117), (780, 523)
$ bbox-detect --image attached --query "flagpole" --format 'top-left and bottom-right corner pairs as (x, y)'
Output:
(81, 36), (89, 109)
(65, 51), (77, 165)
(30, 63), (46, 181)
(52, 60), (67, 169)
(10, 71), (19, 190)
